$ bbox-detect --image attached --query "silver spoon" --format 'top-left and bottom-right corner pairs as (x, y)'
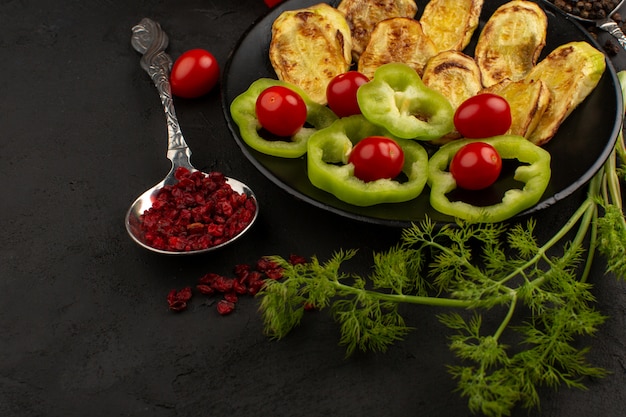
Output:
(548, 0), (626, 51)
(125, 18), (258, 255)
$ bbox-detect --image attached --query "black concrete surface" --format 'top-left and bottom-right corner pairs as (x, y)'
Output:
(2, 1), (626, 416)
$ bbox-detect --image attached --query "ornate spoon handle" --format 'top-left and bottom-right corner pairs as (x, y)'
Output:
(599, 20), (626, 51)
(131, 18), (193, 170)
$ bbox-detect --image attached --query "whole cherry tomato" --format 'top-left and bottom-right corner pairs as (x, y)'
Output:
(326, 71), (369, 118)
(264, 0), (285, 7)
(348, 136), (405, 182)
(170, 49), (220, 99)
(450, 141), (502, 190)
(255, 86), (307, 137)
(453, 93), (512, 139)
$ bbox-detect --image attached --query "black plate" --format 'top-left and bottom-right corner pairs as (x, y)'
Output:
(222, 0), (623, 227)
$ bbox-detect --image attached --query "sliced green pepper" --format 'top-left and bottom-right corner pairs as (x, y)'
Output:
(428, 135), (551, 222)
(230, 78), (337, 158)
(307, 115), (429, 206)
(357, 62), (455, 141)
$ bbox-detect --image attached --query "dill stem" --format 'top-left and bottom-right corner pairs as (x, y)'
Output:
(493, 293), (517, 341)
(496, 198), (595, 289)
(332, 280), (477, 308)
(605, 147), (625, 215)
(616, 129), (626, 170)
(606, 150), (619, 202)
(577, 170), (603, 283)
(579, 206), (599, 284)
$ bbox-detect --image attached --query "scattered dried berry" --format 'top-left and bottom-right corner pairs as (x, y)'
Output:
(167, 287), (193, 312)
(224, 292), (239, 303)
(217, 299), (236, 315)
(289, 254), (308, 265)
(140, 167), (256, 252)
(196, 284), (214, 295)
(165, 255), (309, 315)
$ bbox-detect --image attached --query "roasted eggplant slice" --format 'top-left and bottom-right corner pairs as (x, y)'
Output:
(474, 0), (547, 87)
(482, 79), (551, 138)
(358, 17), (437, 79)
(420, 0), (483, 53)
(337, 0), (418, 61)
(422, 50), (482, 110)
(524, 41), (606, 146)
(422, 50), (483, 143)
(269, 3), (352, 105)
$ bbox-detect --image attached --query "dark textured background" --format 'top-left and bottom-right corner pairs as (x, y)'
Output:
(1, 0), (626, 416)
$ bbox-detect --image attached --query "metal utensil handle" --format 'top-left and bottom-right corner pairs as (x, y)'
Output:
(599, 20), (626, 51)
(131, 18), (192, 168)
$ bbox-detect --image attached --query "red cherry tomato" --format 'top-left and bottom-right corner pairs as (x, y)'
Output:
(264, 0), (285, 7)
(255, 86), (307, 137)
(170, 49), (220, 99)
(450, 142), (503, 190)
(326, 71), (369, 118)
(348, 136), (405, 182)
(453, 93), (512, 139)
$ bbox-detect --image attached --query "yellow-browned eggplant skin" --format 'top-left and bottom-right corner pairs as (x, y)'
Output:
(357, 17), (437, 79)
(475, 0), (547, 87)
(422, 50), (482, 110)
(525, 41), (606, 146)
(422, 50), (482, 143)
(420, 0), (484, 53)
(337, 0), (418, 61)
(269, 3), (352, 105)
(482, 79), (551, 138)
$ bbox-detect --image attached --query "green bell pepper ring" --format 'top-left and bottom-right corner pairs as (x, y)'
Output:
(428, 135), (551, 222)
(230, 78), (337, 158)
(356, 62), (455, 141)
(307, 115), (429, 206)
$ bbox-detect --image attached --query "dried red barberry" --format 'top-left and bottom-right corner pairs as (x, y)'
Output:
(233, 279), (248, 295)
(211, 275), (234, 293)
(247, 274), (265, 295)
(224, 292), (239, 303)
(166, 255), (308, 315)
(196, 284), (214, 295)
(167, 287), (192, 312)
(265, 267), (284, 280)
(255, 257), (279, 272)
(217, 299), (235, 315)
(234, 263), (251, 278)
(289, 254), (308, 265)
(176, 287), (192, 301)
(198, 272), (221, 285)
(168, 300), (188, 312)
(139, 167), (256, 252)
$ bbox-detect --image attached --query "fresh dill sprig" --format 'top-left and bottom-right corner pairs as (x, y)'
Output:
(258, 209), (612, 416)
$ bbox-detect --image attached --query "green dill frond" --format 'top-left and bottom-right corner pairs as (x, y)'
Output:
(440, 313), (509, 368)
(370, 246), (428, 295)
(596, 203), (626, 279)
(429, 249), (471, 293)
(438, 312), (482, 335)
(449, 365), (522, 417)
(322, 249), (359, 279)
(333, 296), (411, 356)
(258, 278), (306, 340)
(507, 219), (539, 259)
(480, 240), (508, 277)
(517, 281), (560, 315)
(400, 217), (438, 246)
(451, 335), (510, 368)
(511, 294), (607, 392)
